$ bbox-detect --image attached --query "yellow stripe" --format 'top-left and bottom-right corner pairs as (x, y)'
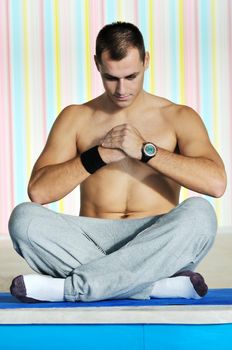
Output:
(84, 0), (92, 100)
(211, 0), (220, 219)
(23, 0), (31, 178)
(178, 0), (185, 104)
(148, 0), (155, 93)
(117, 0), (123, 21)
(53, 0), (64, 212)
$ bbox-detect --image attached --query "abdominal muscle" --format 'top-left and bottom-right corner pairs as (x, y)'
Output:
(79, 160), (180, 219)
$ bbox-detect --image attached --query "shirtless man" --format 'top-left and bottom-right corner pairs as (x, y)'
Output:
(9, 22), (226, 303)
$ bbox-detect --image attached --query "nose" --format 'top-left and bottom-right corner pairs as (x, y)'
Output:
(116, 79), (126, 96)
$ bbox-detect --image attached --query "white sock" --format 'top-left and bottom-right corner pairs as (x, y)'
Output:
(23, 274), (65, 302)
(150, 276), (202, 299)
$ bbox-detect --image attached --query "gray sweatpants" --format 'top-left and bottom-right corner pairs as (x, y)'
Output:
(8, 197), (217, 302)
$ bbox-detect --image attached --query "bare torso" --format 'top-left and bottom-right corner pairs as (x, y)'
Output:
(76, 92), (181, 219)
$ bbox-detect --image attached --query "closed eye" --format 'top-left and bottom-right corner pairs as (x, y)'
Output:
(103, 73), (139, 81)
(127, 75), (137, 80)
(105, 76), (118, 81)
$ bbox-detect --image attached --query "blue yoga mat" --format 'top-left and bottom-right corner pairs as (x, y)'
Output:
(0, 289), (231, 309)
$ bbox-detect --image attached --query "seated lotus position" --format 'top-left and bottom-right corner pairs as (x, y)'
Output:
(8, 22), (226, 303)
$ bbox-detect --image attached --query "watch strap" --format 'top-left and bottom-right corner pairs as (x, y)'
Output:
(141, 151), (150, 163)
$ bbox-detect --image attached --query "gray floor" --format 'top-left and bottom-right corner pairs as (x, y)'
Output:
(0, 234), (232, 292)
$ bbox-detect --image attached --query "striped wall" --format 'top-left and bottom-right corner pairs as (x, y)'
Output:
(0, 0), (231, 235)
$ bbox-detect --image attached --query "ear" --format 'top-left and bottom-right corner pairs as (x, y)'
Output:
(144, 52), (150, 70)
(94, 55), (100, 72)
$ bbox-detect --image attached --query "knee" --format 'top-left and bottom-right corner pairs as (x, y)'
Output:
(183, 197), (217, 241)
(8, 202), (42, 246)
(184, 196), (216, 219)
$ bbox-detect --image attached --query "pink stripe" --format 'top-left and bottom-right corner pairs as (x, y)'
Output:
(101, 0), (105, 27)
(153, 1), (165, 94)
(228, 0), (232, 201)
(0, 1), (7, 233)
(59, 1), (71, 107)
(39, 0), (47, 142)
(194, 0), (200, 113)
(90, 0), (104, 98)
(134, 0), (139, 25)
(185, 2), (201, 200)
(183, 0), (199, 111)
(183, 0), (202, 198)
(0, 0), (14, 233)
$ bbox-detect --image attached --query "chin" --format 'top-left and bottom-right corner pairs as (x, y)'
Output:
(112, 97), (134, 108)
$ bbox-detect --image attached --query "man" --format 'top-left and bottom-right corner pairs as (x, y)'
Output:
(9, 22), (226, 303)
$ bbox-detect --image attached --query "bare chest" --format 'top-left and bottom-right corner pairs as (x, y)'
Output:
(76, 110), (179, 216)
(77, 112), (177, 154)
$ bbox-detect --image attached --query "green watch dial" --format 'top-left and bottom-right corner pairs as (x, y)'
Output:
(145, 144), (155, 155)
(143, 143), (156, 157)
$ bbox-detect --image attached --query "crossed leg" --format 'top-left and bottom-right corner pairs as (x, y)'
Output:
(8, 197), (217, 302)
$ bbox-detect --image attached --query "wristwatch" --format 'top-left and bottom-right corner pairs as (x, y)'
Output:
(141, 142), (157, 163)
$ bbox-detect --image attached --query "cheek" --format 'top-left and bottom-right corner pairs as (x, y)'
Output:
(133, 79), (143, 91)
(103, 81), (115, 91)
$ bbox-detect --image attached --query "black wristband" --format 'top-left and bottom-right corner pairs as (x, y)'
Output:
(80, 145), (107, 174)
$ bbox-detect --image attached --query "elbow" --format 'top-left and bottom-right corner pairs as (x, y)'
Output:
(213, 185), (226, 198)
(27, 183), (46, 204)
(211, 171), (227, 198)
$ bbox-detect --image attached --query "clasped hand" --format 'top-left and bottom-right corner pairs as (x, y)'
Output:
(99, 123), (145, 163)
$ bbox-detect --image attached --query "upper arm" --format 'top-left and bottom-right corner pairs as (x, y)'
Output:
(174, 106), (225, 169)
(31, 105), (81, 175)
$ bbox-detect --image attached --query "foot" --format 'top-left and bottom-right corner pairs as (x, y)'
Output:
(150, 270), (208, 299)
(171, 270), (208, 297)
(10, 274), (65, 303)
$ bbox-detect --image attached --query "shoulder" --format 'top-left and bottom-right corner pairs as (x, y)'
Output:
(162, 101), (201, 121)
(53, 103), (94, 131)
(56, 104), (90, 121)
(171, 104), (208, 137)
(150, 97), (211, 145)
(146, 93), (182, 119)
(172, 104), (202, 120)
(146, 93), (174, 110)
(159, 101), (207, 133)
(146, 93), (206, 128)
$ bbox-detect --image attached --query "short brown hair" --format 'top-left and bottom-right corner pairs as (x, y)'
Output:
(95, 22), (145, 64)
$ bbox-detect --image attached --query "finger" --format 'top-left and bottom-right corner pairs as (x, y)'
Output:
(103, 135), (124, 143)
(103, 125), (131, 140)
(101, 143), (121, 149)
(109, 130), (127, 138)
(102, 137), (123, 148)
(109, 123), (130, 132)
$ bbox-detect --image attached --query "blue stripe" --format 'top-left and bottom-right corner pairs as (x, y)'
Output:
(199, 0), (214, 206)
(10, 0), (26, 204)
(105, 0), (118, 24)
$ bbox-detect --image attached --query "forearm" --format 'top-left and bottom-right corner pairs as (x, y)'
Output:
(28, 156), (90, 204)
(146, 147), (227, 197)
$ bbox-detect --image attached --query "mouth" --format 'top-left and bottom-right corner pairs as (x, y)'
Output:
(114, 95), (130, 101)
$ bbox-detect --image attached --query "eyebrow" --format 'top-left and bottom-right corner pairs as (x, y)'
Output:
(103, 72), (139, 79)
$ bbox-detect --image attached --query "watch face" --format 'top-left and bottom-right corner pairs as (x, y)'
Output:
(144, 143), (156, 156)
